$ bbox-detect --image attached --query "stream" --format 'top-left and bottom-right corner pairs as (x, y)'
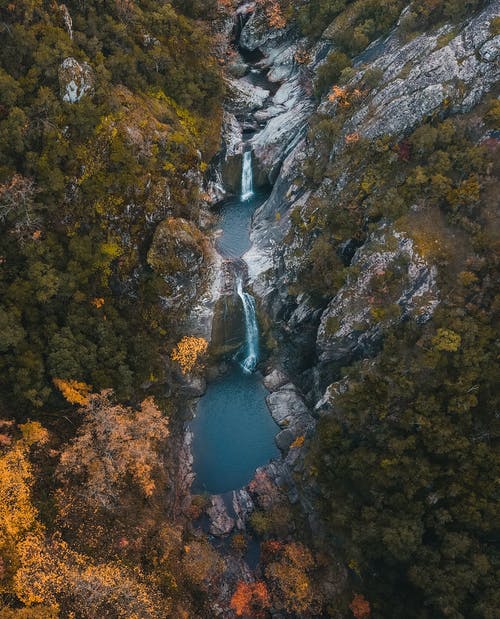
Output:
(190, 146), (279, 495)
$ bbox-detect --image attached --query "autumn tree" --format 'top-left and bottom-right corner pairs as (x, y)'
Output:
(14, 534), (170, 618)
(181, 540), (224, 591)
(56, 390), (169, 513)
(0, 420), (47, 596)
(171, 336), (208, 374)
(230, 581), (271, 617)
(350, 594), (371, 619)
(52, 378), (92, 406)
(265, 542), (318, 615)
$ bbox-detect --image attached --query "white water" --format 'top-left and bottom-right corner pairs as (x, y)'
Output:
(241, 150), (254, 201)
(236, 274), (259, 373)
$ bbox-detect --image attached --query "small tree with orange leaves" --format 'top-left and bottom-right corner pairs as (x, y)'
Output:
(350, 593), (371, 618)
(329, 86), (363, 108)
(230, 581), (271, 617)
(171, 336), (208, 374)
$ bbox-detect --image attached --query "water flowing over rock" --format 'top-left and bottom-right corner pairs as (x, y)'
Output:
(58, 57), (94, 103)
(240, 150), (254, 200)
(235, 273), (259, 373)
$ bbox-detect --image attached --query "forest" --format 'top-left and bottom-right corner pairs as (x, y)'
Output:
(0, 0), (498, 618)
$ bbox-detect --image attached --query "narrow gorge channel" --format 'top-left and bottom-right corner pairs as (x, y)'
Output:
(190, 151), (279, 494)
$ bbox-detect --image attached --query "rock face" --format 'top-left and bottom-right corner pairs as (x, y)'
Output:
(207, 495), (235, 536)
(317, 226), (439, 365)
(338, 2), (500, 142)
(147, 218), (206, 310)
(266, 382), (315, 453)
(58, 57), (94, 103)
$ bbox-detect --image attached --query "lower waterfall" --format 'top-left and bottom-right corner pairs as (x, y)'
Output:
(236, 273), (259, 373)
(241, 150), (254, 201)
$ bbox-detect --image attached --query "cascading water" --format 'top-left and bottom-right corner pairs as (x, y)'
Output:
(236, 274), (259, 373)
(241, 150), (254, 201)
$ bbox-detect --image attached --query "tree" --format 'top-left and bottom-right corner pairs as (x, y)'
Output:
(230, 581), (271, 617)
(350, 594), (371, 619)
(52, 379), (92, 406)
(171, 336), (208, 374)
(14, 534), (170, 618)
(265, 542), (317, 614)
(57, 390), (169, 512)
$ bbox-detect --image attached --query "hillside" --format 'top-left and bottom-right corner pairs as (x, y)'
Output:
(0, 1), (498, 618)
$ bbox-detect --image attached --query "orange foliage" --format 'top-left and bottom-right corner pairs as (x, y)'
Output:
(0, 423), (46, 595)
(171, 336), (208, 374)
(350, 593), (371, 619)
(52, 378), (92, 406)
(256, 0), (287, 29)
(14, 533), (170, 617)
(57, 391), (169, 512)
(230, 581), (271, 617)
(345, 132), (360, 145)
(329, 86), (363, 108)
(91, 297), (105, 308)
(290, 435), (305, 448)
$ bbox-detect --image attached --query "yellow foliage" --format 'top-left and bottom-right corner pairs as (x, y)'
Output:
(171, 336), (208, 374)
(290, 435), (305, 449)
(52, 379), (92, 406)
(432, 328), (462, 352)
(0, 445), (39, 547)
(14, 534), (169, 617)
(19, 422), (49, 448)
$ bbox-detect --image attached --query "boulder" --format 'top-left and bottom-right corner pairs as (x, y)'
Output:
(207, 495), (235, 536)
(58, 57), (94, 103)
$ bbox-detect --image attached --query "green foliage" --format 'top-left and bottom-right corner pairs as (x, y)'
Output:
(315, 51), (352, 97)
(400, 0), (486, 37)
(0, 0), (223, 412)
(310, 285), (499, 617)
(484, 98), (500, 130)
(331, 0), (405, 56)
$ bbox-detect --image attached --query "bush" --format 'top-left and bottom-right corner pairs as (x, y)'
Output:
(315, 51), (352, 96)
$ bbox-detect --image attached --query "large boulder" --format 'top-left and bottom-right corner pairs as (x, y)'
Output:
(58, 57), (94, 103)
(147, 218), (206, 309)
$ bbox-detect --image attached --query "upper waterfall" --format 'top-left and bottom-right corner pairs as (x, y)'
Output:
(241, 150), (254, 201)
(235, 273), (259, 373)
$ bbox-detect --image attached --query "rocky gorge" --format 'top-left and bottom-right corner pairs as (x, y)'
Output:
(176, 1), (499, 616)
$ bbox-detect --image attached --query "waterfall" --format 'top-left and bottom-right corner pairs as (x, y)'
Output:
(236, 274), (259, 373)
(241, 150), (254, 201)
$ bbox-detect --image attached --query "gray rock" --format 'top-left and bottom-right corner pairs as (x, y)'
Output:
(317, 226), (439, 365)
(224, 77), (269, 113)
(263, 368), (289, 391)
(266, 382), (309, 427)
(207, 495), (235, 536)
(339, 3), (500, 141)
(232, 489), (254, 530)
(58, 57), (94, 103)
(239, 7), (290, 53)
